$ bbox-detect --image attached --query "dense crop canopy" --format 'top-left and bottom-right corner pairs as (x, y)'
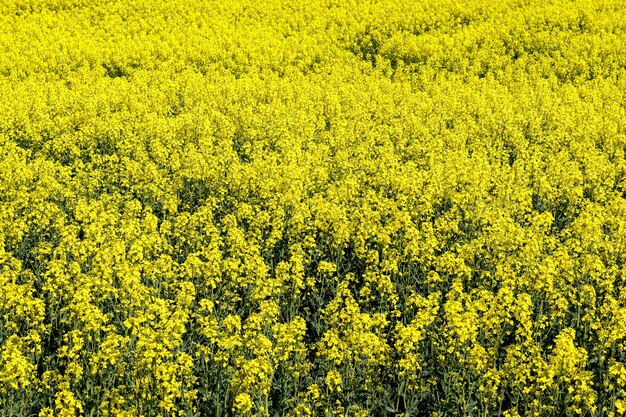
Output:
(2, 0), (626, 416)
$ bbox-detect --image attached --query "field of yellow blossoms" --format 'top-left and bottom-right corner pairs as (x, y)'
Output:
(2, 0), (626, 416)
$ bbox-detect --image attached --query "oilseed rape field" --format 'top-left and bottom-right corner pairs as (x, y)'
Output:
(2, 0), (626, 416)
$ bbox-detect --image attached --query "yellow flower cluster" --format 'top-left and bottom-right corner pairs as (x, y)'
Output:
(2, 0), (626, 415)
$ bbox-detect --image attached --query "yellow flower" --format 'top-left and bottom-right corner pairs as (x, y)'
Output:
(233, 393), (253, 415)
(325, 370), (342, 393)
